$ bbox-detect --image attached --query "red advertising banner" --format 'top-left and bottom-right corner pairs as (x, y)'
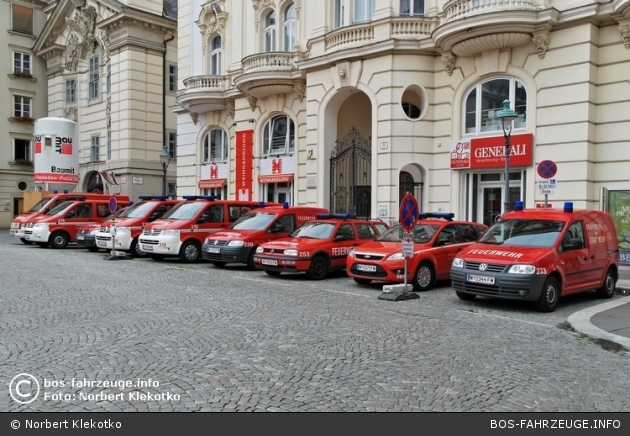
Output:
(235, 130), (253, 200)
(450, 133), (533, 169)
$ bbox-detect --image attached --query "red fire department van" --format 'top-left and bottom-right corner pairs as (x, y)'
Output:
(202, 204), (329, 270)
(346, 213), (487, 291)
(11, 191), (123, 244)
(253, 213), (389, 279)
(93, 195), (182, 257)
(450, 201), (619, 312)
(22, 195), (131, 249)
(138, 196), (280, 263)
(77, 206), (129, 252)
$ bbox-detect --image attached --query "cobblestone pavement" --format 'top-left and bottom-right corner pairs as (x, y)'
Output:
(1, 231), (629, 412)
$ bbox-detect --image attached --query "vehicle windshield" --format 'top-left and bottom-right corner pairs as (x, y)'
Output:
(375, 223), (441, 243)
(478, 219), (565, 247)
(45, 201), (75, 216)
(27, 198), (50, 213)
(289, 222), (335, 239)
(231, 212), (278, 230)
(118, 201), (156, 218)
(160, 202), (206, 220)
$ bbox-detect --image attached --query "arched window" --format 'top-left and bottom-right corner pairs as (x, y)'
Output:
(210, 36), (222, 75)
(203, 128), (228, 163)
(354, 0), (374, 23)
(463, 77), (527, 136)
(264, 11), (276, 52)
(263, 115), (295, 156)
(283, 3), (296, 52)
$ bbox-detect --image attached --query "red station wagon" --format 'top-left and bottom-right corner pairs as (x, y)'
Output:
(346, 213), (488, 291)
(253, 214), (389, 280)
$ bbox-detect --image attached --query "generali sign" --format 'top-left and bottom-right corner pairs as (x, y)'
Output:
(450, 133), (533, 169)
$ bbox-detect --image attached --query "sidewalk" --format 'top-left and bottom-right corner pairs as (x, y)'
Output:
(567, 266), (630, 352)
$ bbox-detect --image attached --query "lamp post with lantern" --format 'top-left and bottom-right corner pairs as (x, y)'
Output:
(497, 99), (518, 215)
(159, 146), (171, 196)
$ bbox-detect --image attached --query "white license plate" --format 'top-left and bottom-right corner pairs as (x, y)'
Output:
(142, 244), (154, 251)
(97, 240), (108, 247)
(77, 235), (85, 240)
(207, 247), (220, 253)
(357, 264), (377, 272)
(467, 274), (495, 285)
(261, 259), (278, 266)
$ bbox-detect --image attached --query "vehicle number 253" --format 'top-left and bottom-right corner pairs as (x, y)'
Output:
(536, 268), (547, 275)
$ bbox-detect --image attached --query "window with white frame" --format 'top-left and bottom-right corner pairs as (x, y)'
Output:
(90, 136), (100, 162)
(203, 128), (228, 163)
(13, 52), (31, 75)
(14, 138), (32, 161)
(334, 0), (345, 29)
(264, 11), (276, 51)
(354, 0), (374, 23)
(463, 77), (527, 136)
(89, 55), (99, 100)
(14, 95), (31, 118)
(400, 0), (424, 16)
(12, 4), (33, 34)
(167, 131), (177, 159)
(283, 3), (296, 52)
(168, 64), (177, 92)
(210, 36), (222, 75)
(107, 131), (112, 160)
(65, 79), (76, 104)
(263, 115), (295, 156)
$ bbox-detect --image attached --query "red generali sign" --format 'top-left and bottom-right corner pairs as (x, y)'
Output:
(235, 130), (253, 200)
(450, 133), (533, 169)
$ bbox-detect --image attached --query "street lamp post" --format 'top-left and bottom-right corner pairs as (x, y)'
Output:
(159, 146), (171, 196)
(497, 99), (518, 216)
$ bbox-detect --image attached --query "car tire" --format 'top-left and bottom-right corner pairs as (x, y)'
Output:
(265, 270), (281, 276)
(49, 231), (69, 249)
(211, 261), (227, 267)
(353, 278), (372, 285)
(246, 250), (257, 271)
(535, 276), (560, 312)
(307, 256), (329, 280)
(179, 240), (200, 263)
(412, 261), (434, 292)
(87, 247), (100, 252)
(456, 291), (476, 301)
(130, 238), (147, 258)
(20, 238), (33, 245)
(149, 254), (165, 261)
(596, 268), (616, 299)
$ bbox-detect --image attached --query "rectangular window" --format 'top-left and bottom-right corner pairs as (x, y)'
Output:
(167, 131), (177, 159)
(13, 52), (31, 75)
(167, 183), (177, 197)
(90, 136), (100, 162)
(14, 138), (32, 161)
(335, 0), (345, 28)
(400, 0), (424, 16)
(14, 95), (31, 118)
(65, 79), (76, 104)
(107, 131), (112, 160)
(89, 56), (99, 100)
(354, 0), (374, 23)
(12, 5), (33, 34)
(168, 64), (177, 92)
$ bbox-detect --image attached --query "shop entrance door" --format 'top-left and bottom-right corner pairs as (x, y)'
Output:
(478, 184), (522, 227)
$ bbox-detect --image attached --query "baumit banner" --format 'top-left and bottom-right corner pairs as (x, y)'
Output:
(33, 117), (80, 184)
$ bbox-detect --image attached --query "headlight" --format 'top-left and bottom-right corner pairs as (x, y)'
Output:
(116, 227), (131, 233)
(162, 229), (180, 236)
(452, 258), (464, 268)
(508, 264), (535, 274)
(34, 223), (49, 228)
(284, 249), (298, 256)
(89, 229), (98, 235)
(255, 246), (264, 253)
(228, 240), (244, 247)
(386, 252), (404, 261)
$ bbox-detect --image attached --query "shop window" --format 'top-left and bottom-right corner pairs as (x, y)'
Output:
(203, 128), (228, 163)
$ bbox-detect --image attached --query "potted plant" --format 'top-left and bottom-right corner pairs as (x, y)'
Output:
(11, 159), (33, 167)
(13, 70), (33, 79)
(9, 116), (35, 124)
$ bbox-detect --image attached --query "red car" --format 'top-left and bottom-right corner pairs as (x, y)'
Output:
(253, 214), (389, 280)
(346, 213), (487, 291)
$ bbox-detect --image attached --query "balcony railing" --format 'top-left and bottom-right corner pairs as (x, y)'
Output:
(443, 0), (536, 23)
(390, 17), (436, 39)
(241, 52), (296, 73)
(182, 75), (227, 92)
(325, 24), (374, 51)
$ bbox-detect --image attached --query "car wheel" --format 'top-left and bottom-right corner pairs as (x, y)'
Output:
(265, 270), (281, 276)
(130, 238), (147, 258)
(49, 231), (69, 249)
(412, 262), (434, 292)
(87, 247), (100, 252)
(535, 276), (560, 312)
(596, 268), (616, 299)
(179, 240), (200, 263)
(307, 256), (329, 280)
(149, 254), (165, 261)
(20, 238), (33, 245)
(211, 261), (227, 267)
(353, 278), (372, 285)
(456, 291), (476, 301)
(246, 250), (257, 270)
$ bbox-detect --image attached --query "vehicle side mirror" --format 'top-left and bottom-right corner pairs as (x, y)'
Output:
(564, 238), (584, 250)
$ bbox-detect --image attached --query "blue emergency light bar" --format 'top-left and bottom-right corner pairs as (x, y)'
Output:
(63, 190), (69, 194)
(283, 202), (289, 209)
(564, 202), (573, 213)
(514, 201), (524, 211)
(316, 213), (354, 220)
(53, 190), (58, 194)
(418, 212), (454, 221)
(259, 201), (267, 208)
(139, 195), (170, 201)
(183, 195), (217, 201)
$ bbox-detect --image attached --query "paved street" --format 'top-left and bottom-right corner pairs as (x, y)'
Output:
(1, 231), (629, 412)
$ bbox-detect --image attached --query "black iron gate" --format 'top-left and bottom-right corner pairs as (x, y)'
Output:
(330, 126), (372, 218)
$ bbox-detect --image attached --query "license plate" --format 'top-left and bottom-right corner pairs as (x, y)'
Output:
(207, 247), (220, 254)
(97, 240), (107, 247)
(77, 235), (85, 240)
(357, 264), (377, 272)
(142, 244), (154, 251)
(262, 259), (278, 266)
(467, 274), (495, 285)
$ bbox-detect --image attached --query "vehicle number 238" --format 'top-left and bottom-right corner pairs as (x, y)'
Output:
(536, 268), (547, 275)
